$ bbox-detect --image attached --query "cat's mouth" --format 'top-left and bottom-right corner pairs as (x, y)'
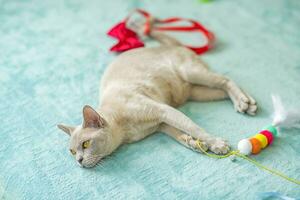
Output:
(81, 163), (97, 168)
(80, 156), (102, 168)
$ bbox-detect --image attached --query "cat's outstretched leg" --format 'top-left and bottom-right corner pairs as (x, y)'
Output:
(179, 58), (257, 115)
(157, 104), (230, 154)
(158, 123), (209, 153)
(189, 85), (228, 102)
(194, 71), (257, 115)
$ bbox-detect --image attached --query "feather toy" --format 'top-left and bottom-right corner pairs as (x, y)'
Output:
(238, 95), (300, 155)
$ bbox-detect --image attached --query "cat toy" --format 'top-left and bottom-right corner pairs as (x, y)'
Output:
(238, 95), (300, 155)
(196, 95), (300, 185)
(238, 126), (276, 155)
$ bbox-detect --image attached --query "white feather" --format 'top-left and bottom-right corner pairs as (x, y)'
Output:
(272, 95), (300, 129)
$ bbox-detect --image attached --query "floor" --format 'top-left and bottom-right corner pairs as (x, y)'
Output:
(0, 0), (300, 199)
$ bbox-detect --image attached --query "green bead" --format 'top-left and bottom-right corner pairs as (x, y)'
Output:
(264, 125), (278, 136)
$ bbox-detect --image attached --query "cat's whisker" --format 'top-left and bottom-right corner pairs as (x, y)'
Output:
(95, 160), (105, 169)
(104, 155), (116, 162)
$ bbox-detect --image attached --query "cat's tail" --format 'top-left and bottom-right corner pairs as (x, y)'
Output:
(148, 29), (183, 47)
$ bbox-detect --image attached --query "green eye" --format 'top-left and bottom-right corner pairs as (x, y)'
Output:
(70, 149), (76, 155)
(82, 140), (91, 149)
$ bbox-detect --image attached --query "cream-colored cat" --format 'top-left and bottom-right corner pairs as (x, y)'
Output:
(58, 24), (257, 168)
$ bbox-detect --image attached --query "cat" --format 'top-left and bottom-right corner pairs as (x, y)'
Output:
(58, 22), (257, 168)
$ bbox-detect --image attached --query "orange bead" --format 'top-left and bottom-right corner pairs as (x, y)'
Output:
(250, 138), (262, 154)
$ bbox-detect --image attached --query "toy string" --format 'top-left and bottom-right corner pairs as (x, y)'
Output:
(195, 140), (300, 186)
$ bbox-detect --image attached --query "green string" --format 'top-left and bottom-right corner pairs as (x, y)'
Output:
(195, 140), (300, 186)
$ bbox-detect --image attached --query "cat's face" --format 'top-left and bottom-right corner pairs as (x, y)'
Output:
(58, 105), (111, 168)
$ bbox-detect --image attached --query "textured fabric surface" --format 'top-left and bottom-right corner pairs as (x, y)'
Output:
(1, 0), (300, 199)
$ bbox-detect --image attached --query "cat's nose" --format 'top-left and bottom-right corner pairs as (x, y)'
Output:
(77, 157), (83, 164)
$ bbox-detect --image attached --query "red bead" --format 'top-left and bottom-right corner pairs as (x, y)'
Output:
(260, 130), (274, 145)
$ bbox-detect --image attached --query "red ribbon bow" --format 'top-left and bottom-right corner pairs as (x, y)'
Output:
(107, 21), (145, 52)
(107, 9), (215, 55)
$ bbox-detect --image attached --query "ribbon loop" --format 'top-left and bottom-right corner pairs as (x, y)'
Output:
(107, 9), (215, 55)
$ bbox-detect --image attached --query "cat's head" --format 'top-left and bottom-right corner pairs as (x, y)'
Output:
(57, 105), (111, 168)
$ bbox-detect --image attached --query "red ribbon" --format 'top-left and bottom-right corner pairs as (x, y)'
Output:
(107, 9), (215, 55)
(107, 21), (144, 52)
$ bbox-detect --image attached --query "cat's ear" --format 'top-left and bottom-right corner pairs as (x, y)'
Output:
(82, 105), (106, 129)
(57, 124), (75, 136)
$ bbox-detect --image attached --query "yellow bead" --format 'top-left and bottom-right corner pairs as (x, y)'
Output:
(254, 134), (268, 148)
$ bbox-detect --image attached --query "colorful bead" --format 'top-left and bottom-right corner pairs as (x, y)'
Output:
(254, 134), (268, 148)
(264, 125), (278, 136)
(237, 139), (252, 155)
(238, 125), (277, 155)
(260, 130), (274, 145)
(250, 138), (262, 154)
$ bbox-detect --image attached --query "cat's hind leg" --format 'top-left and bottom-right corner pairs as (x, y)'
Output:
(189, 85), (228, 102)
(158, 124), (209, 153)
(179, 59), (257, 115)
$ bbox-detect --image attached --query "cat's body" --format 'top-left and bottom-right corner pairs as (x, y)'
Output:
(100, 46), (193, 143)
(58, 30), (257, 168)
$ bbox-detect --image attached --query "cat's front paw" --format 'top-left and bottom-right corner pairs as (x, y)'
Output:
(181, 135), (209, 153)
(190, 140), (209, 153)
(207, 138), (230, 155)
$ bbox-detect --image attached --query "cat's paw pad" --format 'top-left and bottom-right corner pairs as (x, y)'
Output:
(234, 93), (257, 116)
(245, 94), (257, 115)
(208, 138), (230, 155)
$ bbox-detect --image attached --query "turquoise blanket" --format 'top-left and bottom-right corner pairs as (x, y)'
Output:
(1, 0), (300, 199)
